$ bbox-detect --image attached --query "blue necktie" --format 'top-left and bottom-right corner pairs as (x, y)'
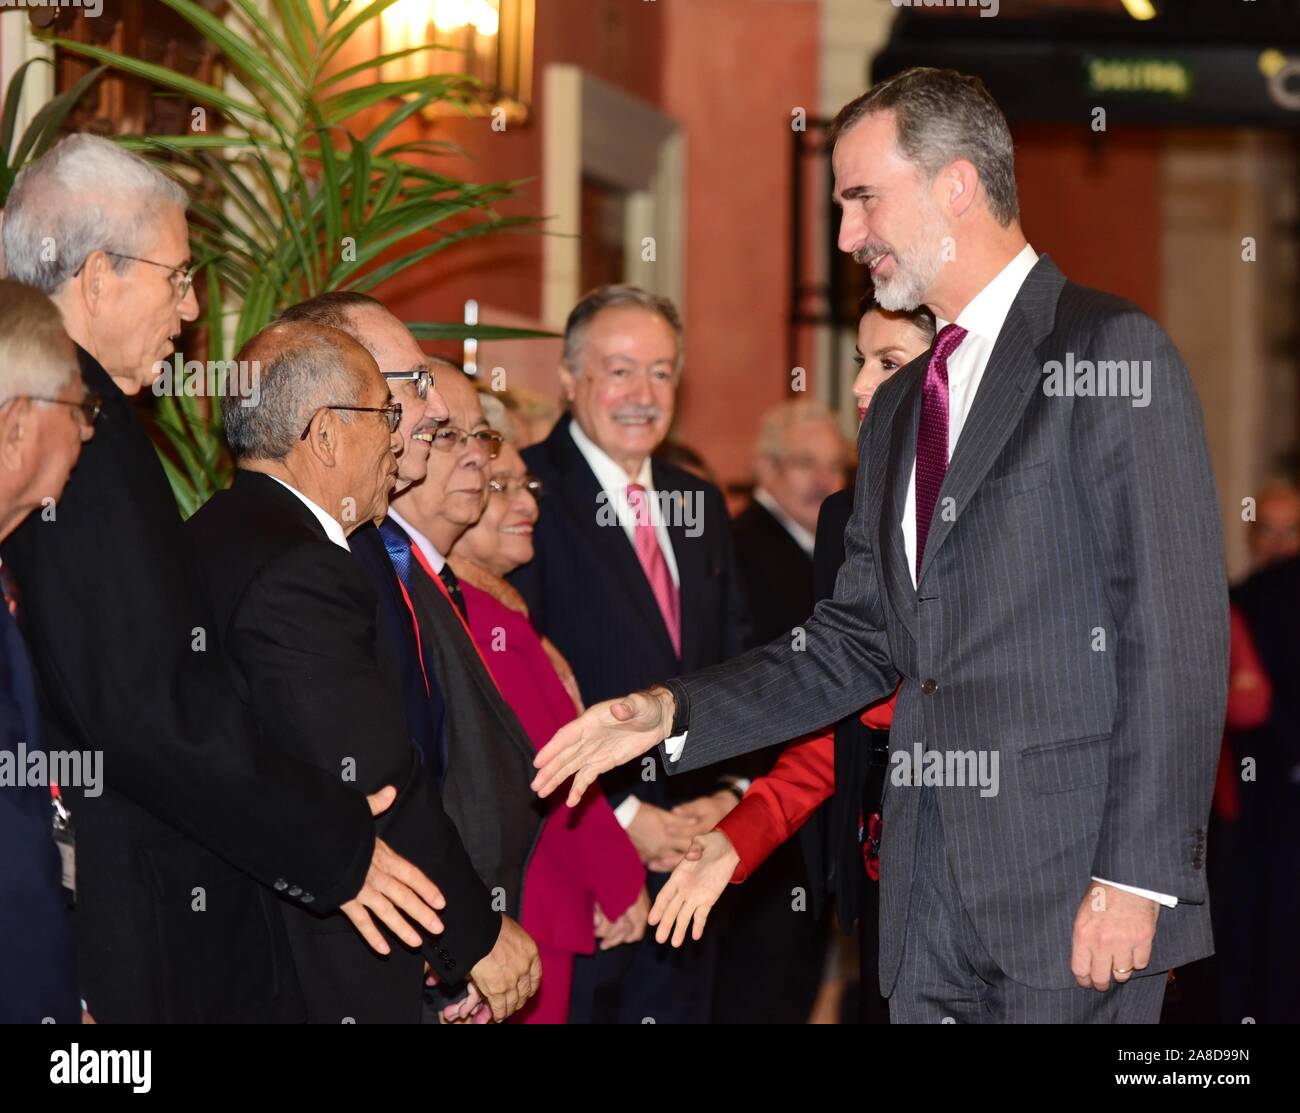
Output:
(378, 518), (414, 587)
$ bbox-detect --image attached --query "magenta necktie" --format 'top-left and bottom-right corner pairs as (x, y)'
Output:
(914, 323), (967, 578)
(627, 482), (682, 657)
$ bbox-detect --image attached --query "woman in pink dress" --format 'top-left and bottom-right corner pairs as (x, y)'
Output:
(449, 439), (647, 1024)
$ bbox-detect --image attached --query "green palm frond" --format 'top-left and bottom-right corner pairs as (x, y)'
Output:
(43, 0), (553, 516)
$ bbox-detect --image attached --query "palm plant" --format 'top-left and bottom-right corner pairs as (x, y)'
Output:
(1, 57), (106, 207)
(48, 0), (549, 515)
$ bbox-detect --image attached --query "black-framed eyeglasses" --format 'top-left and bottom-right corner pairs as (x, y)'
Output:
(299, 402), (402, 441)
(382, 368), (434, 400)
(488, 474), (543, 499)
(77, 252), (195, 300)
(29, 392), (104, 427)
(428, 426), (504, 459)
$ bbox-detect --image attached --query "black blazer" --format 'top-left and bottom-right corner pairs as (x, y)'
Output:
(512, 414), (751, 808)
(186, 470), (501, 1022)
(2, 347), (373, 1023)
(731, 499), (815, 647)
(402, 551), (543, 917)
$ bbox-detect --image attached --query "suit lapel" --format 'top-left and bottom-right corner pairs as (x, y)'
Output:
(878, 361), (923, 643)
(917, 259), (1062, 585)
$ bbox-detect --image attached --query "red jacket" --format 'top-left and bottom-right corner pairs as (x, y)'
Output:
(717, 688), (897, 881)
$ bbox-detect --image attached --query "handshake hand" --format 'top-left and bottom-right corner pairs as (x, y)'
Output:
(430, 914), (542, 1023)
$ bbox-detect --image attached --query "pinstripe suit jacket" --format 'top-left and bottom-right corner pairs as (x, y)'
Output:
(666, 256), (1228, 992)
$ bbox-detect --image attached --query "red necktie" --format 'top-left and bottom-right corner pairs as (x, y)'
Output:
(914, 324), (967, 578)
(627, 483), (681, 657)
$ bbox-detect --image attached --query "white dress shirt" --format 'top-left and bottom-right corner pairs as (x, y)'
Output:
(568, 419), (680, 587)
(668, 245), (1176, 908)
(753, 486), (816, 557)
(267, 475), (350, 552)
(387, 506), (446, 573)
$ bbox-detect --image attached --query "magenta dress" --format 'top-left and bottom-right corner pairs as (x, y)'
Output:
(459, 579), (644, 1023)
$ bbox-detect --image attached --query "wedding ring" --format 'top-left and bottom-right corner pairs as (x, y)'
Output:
(1113, 966), (1133, 975)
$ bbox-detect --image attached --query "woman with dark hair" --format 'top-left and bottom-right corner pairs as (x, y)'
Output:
(648, 298), (935, 1022)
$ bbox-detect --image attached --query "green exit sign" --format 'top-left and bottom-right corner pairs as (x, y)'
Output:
(1086, 57), (1193, 97)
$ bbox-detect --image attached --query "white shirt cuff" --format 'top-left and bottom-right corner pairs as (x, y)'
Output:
(663, 730), (687, 762)
(1092, 876), (1178, 908)
(613, 795), (642, 829)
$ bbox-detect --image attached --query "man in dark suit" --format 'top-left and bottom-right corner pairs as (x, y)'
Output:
(2, 135), (449, 1022)
(0, 280), (95, 1024)
(279, 295), (543, 969)
(511, 285), (751, 1023)
(537, 69), (1228, 1024)
(187, 320), (540, 1022)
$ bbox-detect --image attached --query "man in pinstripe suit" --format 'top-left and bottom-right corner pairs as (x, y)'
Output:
(534, 68), (1228, 1023)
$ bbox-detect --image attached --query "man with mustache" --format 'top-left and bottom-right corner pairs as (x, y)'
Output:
(535, 69), (1228, 1024)
(510, 284), (751, 1024)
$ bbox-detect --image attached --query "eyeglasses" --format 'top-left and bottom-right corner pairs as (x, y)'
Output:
(299, 402), (403, 441)
(29, 392), (104, 427)
(99, 253), (195, 300)
(428, 426), (504, 459)
(488, 474), (543, 499)
(382, 368), (434, 400)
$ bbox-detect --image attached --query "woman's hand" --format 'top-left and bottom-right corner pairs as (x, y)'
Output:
(647, 830), (740, 947)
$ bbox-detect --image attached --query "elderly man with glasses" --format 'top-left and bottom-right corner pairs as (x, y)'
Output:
(1, 135), (456, 1024)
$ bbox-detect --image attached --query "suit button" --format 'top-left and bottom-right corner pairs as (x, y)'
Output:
(301, 892), (315, 904)
(288, 886), (302, 898)
(273, 879), (288, 892)
(921, 678), (939, 695)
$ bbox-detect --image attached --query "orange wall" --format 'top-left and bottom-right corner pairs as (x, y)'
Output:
(1013, 124), (1163, 320)
(662, 0), (821, 489)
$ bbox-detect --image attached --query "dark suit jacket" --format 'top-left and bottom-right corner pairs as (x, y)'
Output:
(1232, 555), (1300, 764)
(399, 545), (542, 917)
(512, 414), (751, 809)
(0, 604), (78, 1024)
(1, 346), (374, 1023)
(665, 256), (1228, 993)
(186, 471), (501, 1022)
(731, 499), (815, 647)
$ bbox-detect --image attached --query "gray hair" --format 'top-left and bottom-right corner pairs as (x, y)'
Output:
(477, 389), (512, 442)
(2, 133), (189, 294)
(562, 284), (684, 375)
(755, 399), (840, 463)
(0, 279), (77, 404)
(832, 68), (1019, 227)
(223, 324), (360, 462)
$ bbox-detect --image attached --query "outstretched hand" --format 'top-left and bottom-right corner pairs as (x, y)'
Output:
(647, 830), (739, 947)
(532, 687), (676, 807)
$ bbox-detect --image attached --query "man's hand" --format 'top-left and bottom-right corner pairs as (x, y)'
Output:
(533, 687), (676, 807)
(594, 887), (650, 951)
(339, 785), (447, 955)
(1070, 880), (1160, 991)
(627, 802), (697, 872)
(671, 789), (740, 837)
(648, 830), (739, 947)
(469, 915), (541, 1021)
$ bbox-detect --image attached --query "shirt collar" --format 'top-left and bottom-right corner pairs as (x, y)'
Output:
(386, 506), (445, 573)
(266, 475), (350, 552)
(938, 243), (1039, 343)
(568, 417), (654, 494)
(753, 487), (816, 557)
